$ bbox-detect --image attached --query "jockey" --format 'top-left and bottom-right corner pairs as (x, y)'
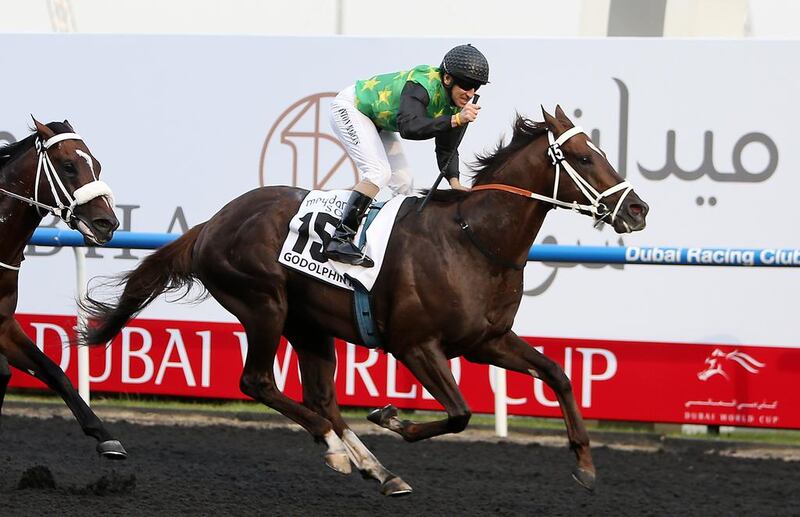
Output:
(325, 43), (490, 268)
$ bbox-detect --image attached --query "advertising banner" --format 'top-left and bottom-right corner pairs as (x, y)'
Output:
(11, 314), (798, 429)
(2, 35), (797, 427)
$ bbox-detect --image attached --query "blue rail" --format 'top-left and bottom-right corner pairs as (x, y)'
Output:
(31, 228), (179, 249)
(29, 228), (800, 267)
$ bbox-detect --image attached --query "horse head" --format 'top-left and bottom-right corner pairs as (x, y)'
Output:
(30, 117), (118, 244)
(537, 106), (648, 233)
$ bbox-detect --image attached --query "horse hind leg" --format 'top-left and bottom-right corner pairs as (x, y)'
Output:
(234, 305), (351, 475)
(291, 335), (411, 496)
(0, 322), (126, 459)
(341, 429), (412, 496)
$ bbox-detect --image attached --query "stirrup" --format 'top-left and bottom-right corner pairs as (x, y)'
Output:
(327, 251), (375, 268)
(325, 239), (374, 268)
(355, 252), (375, 268)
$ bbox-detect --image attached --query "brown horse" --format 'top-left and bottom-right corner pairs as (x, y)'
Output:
(82, 106), (648, 494)
(0, 119), (126, 459)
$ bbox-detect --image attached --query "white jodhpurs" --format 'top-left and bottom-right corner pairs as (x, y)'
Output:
(329, 85), (413, 196)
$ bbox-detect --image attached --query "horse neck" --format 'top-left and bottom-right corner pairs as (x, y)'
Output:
(466, 140), (555, 263)
(0, 152), (46, 266)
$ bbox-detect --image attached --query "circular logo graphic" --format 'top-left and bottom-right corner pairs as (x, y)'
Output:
(259, 93), (358, 190)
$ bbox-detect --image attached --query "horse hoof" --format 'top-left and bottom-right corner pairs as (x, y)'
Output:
(367, 404), (398, 427)
(324, 452), (352, 475)
(571, 467), (596, 492)
(97, 440), (128, 460)
(381, 476), (413, 496)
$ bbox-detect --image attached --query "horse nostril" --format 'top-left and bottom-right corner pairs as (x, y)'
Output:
(628, 203), (646, 218)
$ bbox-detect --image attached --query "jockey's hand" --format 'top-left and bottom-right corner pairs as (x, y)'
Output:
(448, 177), (471, 191)
(460, 102), (480, 124)
(452, 102), (481, 127)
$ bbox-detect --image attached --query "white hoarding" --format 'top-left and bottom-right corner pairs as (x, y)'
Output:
(1, 35), (796, 347)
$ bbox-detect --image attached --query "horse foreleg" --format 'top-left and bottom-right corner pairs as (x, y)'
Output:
(292, 339), (411, 496)
(465, 331), (595, 491)
(369, 342), (471, 442)
(0, 321), (127, 459)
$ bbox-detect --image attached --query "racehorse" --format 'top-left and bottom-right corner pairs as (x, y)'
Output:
(81, 106), (648, 493)
(0, 118), (126, 459)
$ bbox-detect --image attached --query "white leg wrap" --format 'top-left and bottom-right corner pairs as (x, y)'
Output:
(323, 430), (351, 474)
(342, 429), (392, 483)
(342, 429), (412, 495)
(324, 429), (347, 455)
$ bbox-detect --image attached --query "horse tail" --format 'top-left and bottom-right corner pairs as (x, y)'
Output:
(81, 223), (205, 346)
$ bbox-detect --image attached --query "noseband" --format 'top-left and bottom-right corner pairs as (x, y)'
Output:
(473, 126), (633, 227)
(0, 132), (115, 271)
(0, 132), (115, 226)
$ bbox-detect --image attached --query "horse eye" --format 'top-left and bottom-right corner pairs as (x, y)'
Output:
(63, 161), (76, 174)
(579, 156), (592, 165)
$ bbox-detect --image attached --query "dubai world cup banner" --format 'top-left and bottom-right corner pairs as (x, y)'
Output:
(12, 314), (799, 430)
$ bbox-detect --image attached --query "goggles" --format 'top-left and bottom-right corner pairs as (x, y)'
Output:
(452, 76), (482, 92)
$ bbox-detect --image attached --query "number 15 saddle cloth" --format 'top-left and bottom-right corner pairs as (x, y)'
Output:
(278, 189), (410, 292)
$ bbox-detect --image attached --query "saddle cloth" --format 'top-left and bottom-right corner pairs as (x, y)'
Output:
(278, 189), (408, 291)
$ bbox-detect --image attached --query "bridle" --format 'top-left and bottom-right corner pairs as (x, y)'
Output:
(0, 132), (115, 271)
(456, 126), (635, 270)
(473, 126), (633, 228)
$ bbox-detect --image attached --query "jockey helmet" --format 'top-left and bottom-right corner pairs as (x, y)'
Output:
(441, 44), (490, 86)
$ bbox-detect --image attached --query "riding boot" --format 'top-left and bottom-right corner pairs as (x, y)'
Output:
(324, 191), (375, 268)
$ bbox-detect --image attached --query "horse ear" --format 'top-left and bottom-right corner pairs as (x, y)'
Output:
(540, 105), (557, 129)
(554, 105), (571, 124)
(31, 116), (55, 139)
(63, 119), (74, 131)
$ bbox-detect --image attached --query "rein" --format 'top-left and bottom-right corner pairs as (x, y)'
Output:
(472, 127), (633, 224)
(0, 132), (115, 270)
(456, 126), (633, 270)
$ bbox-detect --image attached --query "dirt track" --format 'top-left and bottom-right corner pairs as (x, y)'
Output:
(0, 404), (798, 516)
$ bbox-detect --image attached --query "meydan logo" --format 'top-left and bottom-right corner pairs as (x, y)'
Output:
(259, 93), (358, 190)
(572, 78), (779, 184)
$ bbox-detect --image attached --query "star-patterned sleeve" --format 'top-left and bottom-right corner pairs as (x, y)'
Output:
(396, 82), (453, 140)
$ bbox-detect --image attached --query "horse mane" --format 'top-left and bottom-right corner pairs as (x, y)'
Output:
(0, 121), (73, 170)
(418, 115), (547, 203)
(472, 115), (547, 184)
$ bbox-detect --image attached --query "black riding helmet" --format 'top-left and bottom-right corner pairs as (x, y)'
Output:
(440, 44), (490, 90)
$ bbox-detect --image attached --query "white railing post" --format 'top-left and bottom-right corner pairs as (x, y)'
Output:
(492, 365), (508, 437)
(73, 247), (90, 406)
